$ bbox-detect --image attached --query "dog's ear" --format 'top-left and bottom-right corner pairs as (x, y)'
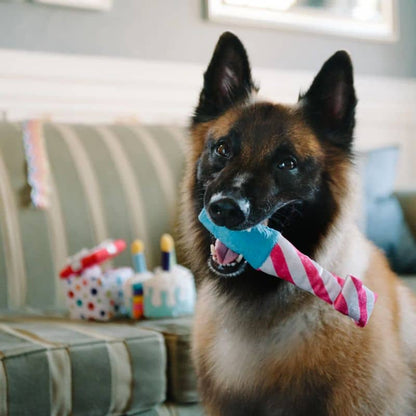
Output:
(299, 51), (357, 150)
(193, 32), (255, 124)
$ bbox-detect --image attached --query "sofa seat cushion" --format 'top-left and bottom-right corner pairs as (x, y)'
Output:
(138, 403), (204, 416)
(0, 318), (167, 416)
(139, 317), (198, 404)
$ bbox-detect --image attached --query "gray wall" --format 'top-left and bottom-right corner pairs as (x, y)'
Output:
(0, 0), (415, 78)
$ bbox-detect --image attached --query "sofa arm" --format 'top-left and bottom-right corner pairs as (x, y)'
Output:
(395, 190), (416, 239)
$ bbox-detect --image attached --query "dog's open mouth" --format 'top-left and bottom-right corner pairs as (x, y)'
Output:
(208, 238), (247, 277)
(203, 204), (300, 279)
(207, 218), (270, 277)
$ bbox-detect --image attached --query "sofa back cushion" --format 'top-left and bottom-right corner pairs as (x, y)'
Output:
(360, 146), (416, 274)
(0, 122), (187, 314)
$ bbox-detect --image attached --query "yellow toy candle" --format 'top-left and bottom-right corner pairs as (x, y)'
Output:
(161, 234), (174, 271)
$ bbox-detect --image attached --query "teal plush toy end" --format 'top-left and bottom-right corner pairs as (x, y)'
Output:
(198, 208), (280, 269)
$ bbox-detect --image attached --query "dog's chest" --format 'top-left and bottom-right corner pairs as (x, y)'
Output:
(195, 295), (331, 415)
(209, 324), (268, 389)
(199, 290), (321, 393)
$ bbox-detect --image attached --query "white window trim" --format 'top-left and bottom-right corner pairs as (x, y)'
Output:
(33, 0), (112, 11)
(206, 0), (398, 42)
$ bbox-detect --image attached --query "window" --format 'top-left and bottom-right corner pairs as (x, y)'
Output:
(207, 0), (398, 42)
(34, 0), (112, 11)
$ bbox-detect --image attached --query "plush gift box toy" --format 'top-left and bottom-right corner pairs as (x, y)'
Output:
(60, 239), (134, 321)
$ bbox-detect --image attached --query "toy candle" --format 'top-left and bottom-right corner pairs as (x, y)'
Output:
(132, 239), (147, 273)
(161, 233), (174, 271)
(123, 239), (153, 319)
(199, 209), (377, 328)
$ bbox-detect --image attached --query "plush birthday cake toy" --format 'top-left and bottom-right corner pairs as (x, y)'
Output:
(143, 234), (196, 318)
(199, 209), (377, 327)
(123, 240), (153, 319)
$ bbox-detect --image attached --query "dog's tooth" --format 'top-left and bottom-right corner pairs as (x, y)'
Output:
(247, 227), (252, 232)
(210, 244), (215, 255)
(237, 254), (243, 263)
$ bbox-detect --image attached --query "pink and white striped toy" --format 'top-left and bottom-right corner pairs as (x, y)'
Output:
(199, 209), (377, 327)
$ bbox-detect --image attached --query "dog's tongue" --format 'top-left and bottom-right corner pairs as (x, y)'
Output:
(214, 239), (239, 265)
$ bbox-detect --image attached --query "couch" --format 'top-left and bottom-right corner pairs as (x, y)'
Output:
(0, 121), (202, 415)
(0, 120), (415, 415)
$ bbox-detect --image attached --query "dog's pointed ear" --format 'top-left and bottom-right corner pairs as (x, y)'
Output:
(299, 51), (357, 150)
(193, 32), (255, 124)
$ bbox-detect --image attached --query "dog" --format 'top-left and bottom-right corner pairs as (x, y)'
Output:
(178, 32), (416, 415)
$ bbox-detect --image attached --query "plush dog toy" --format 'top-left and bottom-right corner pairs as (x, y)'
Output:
(199, 209), (377, 327)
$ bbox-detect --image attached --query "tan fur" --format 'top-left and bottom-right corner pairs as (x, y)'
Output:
(178, 103), (416, 415)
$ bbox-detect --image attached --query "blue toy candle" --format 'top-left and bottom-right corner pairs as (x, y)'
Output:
(131, 239), (147, 273)
(123, 239), (153, 319)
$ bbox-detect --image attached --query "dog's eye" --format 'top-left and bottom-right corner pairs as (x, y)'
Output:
(215, 142), (231, 158)
(278, 157), (297, 170)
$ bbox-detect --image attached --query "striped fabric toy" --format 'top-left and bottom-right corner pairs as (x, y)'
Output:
(22, 120), (51, 209)
(199, 209), (377, 327)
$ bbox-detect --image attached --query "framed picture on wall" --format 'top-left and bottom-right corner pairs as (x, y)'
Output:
(34, 0), (112, 11)
(206, 0), (398, 42)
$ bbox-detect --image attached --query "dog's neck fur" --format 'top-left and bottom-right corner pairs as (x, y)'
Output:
(314, 168), (370, 280)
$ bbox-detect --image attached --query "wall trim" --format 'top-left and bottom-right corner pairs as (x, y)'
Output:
(0, 48), (415, 186)
(0, 48), (414, 125)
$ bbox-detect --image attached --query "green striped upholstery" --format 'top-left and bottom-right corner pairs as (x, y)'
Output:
(139, 403), (204, 416)
(0, 122), (187, 314)
(0, 121), (203, 415)
(0, 318), (167, 415)
(139, 318), (198, 404)
(0, 317), (204, 415)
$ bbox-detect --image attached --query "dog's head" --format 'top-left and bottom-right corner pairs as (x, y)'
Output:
(188, 32), (356, 279)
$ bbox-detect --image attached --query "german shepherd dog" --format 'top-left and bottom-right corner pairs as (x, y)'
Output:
(178, 32), (416, 415)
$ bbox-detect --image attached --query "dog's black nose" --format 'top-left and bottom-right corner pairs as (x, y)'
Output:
(208, 197), (246, 228)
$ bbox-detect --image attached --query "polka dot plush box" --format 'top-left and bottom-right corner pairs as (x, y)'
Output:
(60, 240), (134, 321)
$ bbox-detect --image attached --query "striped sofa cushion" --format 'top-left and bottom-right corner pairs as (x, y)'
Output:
(0, 318), (167, 415)
(0, 122), (187, 314)
(139, 317), (198, 404)
(136, 403), (204, 416)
